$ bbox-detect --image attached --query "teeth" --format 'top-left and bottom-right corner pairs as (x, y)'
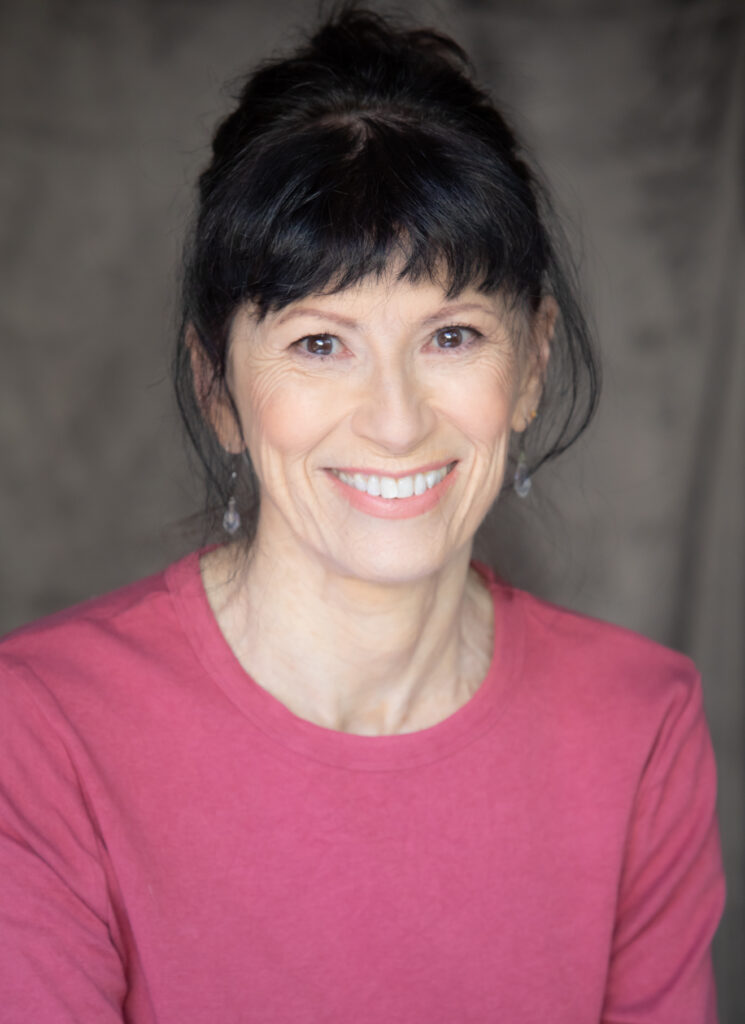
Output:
(380, 476), (398, 499)
(397, 475), (414, 498)
(335, 464), (453, 499)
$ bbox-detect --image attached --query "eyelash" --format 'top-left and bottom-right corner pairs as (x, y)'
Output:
(292, 324), (485, 360)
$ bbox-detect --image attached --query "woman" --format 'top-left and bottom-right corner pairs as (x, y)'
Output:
(0, 7), (724, 1022)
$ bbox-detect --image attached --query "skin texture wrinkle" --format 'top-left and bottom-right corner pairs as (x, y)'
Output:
(198, 271), (553, 735)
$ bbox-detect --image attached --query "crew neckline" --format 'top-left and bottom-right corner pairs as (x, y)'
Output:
(166, 550), (524, 771)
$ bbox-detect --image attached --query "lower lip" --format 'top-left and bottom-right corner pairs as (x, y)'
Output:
(326, 465), (458, 519)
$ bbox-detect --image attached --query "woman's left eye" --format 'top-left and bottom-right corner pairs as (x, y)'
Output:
(432, 325), (480, 350)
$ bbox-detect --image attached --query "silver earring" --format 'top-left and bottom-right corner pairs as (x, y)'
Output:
(513, 410), (537, 498)
(513, 449), (532, 498)
(222, 470), (241, 535)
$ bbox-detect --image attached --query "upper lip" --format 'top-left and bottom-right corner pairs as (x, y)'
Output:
(327, 460), (456, 479)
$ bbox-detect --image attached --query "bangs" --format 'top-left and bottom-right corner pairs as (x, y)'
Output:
(197, 117), (548, 321)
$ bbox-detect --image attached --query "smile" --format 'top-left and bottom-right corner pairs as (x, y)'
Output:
(330, 463), (457, 500)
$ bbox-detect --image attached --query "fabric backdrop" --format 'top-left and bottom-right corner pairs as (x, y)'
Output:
(0, 0), (742, 1017)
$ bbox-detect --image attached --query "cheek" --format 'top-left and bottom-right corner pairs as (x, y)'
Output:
(442, 367), (517, 446)
(237, 372), (343, 462)
(463, 391), (512, 442)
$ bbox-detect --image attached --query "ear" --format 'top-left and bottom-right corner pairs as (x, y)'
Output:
(510, 296), (556, 432)
(186, 325), (244, 454)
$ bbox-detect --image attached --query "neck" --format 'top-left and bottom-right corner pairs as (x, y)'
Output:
(201, 530), (493, 736)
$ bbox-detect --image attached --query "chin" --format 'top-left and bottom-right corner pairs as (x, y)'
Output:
(322, 536), (468, 588)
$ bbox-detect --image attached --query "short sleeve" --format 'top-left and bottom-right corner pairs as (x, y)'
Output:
(601, 667), (725, 1023)
(0, 665), (127, 1023)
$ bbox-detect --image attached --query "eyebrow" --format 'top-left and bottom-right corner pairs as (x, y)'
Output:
(419, 302), (498, 326)
(276, 301), (497, 329)
(276, 307), (359, 329)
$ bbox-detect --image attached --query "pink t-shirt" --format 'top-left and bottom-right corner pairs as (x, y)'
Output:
(0, 553), (724, 1022)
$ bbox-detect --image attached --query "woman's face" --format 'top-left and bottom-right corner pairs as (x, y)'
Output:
(213, 272), (551, 584)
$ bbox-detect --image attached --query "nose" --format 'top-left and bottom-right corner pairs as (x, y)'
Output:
(351, 360), (436, 455)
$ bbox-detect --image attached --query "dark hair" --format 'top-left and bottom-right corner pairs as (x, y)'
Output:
(174, 4), (599, 543)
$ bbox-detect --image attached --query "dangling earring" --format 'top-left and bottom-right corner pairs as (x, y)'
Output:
(222, 469), (241, 535)
(513, 449), (532, 498)
(513, 410), (537, 498)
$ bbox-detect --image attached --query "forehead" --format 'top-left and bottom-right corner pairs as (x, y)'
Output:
(260, 272), (519, 332)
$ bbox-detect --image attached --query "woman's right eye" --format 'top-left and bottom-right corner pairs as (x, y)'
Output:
(294, 334), (341, 357)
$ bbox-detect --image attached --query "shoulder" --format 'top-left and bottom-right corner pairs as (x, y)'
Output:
(514, 583), (696, 682)
(481, 565), (698, 688)
(0, 552), (202, 723)
(483, 570), (707, 788)
(2, 561), (174, 662)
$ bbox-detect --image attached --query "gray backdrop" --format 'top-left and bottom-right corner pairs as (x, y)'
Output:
(1, 0), (742, 1018)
